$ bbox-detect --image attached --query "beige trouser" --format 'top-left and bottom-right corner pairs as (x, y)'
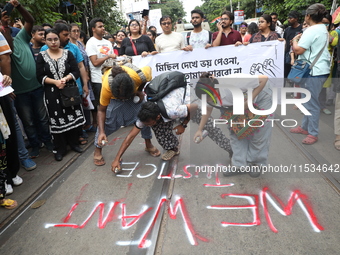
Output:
(335, 93), (340, 135)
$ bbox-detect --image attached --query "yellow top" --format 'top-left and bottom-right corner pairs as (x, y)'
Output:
(99, 65), (152, 106)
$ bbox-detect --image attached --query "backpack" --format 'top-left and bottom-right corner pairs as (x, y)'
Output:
(186, 31), (212, 45)
(145, 71), (187, 119)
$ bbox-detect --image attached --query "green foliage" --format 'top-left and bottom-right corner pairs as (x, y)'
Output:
(196, 0), (335, 31)
(13, 0), (61, 24)
(11, 0), (125, 33)
(88, 0), (125, 33)
(150, 0), (186, 23)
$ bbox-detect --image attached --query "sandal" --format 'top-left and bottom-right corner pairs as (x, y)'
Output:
(290, 126), (308, 135)
(334, 139), (340, 151)
(161, 150), (180, 161)
(302, 135), (318, 145)
(94, 157), (106, 166)
(79, 137), (88, 145)
(145, 147), (161, 157)
(0, 198), (18, 210)
(85, 125), (97, 132)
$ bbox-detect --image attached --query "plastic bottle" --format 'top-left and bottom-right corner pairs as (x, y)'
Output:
(195, 130), (209, 144)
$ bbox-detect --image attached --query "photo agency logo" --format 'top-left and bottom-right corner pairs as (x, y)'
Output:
(197, 77), (312, 128)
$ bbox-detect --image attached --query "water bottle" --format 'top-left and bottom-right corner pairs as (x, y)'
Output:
(195, 130), (209, 144)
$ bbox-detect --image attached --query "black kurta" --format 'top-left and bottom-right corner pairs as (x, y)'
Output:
(36, 50), (85, 134)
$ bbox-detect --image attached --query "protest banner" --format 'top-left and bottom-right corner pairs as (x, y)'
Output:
(133, 41), (285, 88)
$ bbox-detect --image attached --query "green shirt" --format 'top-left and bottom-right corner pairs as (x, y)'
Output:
(11, 27), (42, 94)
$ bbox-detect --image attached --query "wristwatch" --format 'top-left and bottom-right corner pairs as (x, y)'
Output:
(181, 123), (187, 128)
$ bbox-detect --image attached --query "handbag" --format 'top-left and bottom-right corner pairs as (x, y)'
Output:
(60, 80), (81, 107)
(220, 104), (268, 140)
(52, 58), (81, 108)
(288, 35), (329, 84)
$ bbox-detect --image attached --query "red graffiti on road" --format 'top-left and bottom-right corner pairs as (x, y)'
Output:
(45, 183), (324, 248)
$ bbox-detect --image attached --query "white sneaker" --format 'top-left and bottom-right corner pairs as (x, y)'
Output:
(12, 175), (23, 186)
(6, 182), (13, 195)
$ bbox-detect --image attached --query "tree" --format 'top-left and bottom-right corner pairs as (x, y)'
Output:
(86, 0), (125, 33)
(12, 0), (62, 24)
(10, 0), (125, 34)
(196, 0), (334, 30)
(150, 0), (186, 24)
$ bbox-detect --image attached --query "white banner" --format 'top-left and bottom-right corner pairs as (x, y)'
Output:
(132, 41), (285, 87)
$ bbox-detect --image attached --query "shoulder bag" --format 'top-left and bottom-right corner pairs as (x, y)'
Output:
(288, 35), (328, 84)
(53, 59), (81, 108)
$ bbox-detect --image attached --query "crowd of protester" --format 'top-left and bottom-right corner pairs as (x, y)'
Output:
(0, 1), (338, 210)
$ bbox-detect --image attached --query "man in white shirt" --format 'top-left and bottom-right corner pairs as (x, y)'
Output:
(86, 18), (116, 107)
(271, 12), (284, 37)
(155, 16), (191, 53)
(185, 9), (212, 50)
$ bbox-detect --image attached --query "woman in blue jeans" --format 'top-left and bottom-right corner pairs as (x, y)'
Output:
(290, 3), (330, 145)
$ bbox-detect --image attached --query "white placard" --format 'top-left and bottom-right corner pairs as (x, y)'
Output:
(132, 41), (285, 87)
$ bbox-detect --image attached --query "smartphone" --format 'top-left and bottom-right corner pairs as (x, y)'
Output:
(142, 9), (149, 18)
(2, 2), (14, 16)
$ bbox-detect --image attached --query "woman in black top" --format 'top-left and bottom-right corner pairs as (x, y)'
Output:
(121, 19), (157, 57)
(114, 30), (127, 56)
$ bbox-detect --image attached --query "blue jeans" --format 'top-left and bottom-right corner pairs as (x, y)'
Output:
(10, 99), (29, 161)
(300, 74), (328, 137)
(14, 87), (52, 148)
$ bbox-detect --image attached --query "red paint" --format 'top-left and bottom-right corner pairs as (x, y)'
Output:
(75, 184), (89, 202)
(203, 168), (234, 187)
(108, 137), (123, 145)
(118, 183), (133, 203)
(182, 165), (194, 179)
(121, 203), (153, 228)
(138, 197), (208, 248)
(157, 162), (172, 179)
(62, 203), (79, 223)
(261, 187), (324, 233)
(210, 194), (260, 226)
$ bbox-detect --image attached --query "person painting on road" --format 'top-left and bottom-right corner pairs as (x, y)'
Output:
(94, 64), (158, 166)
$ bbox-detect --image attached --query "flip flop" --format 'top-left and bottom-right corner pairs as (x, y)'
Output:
(145, 147), (161, 157)
(161, 150), (180, 161)
(94, 157), (106, 166)
(334, 139), (340, 151)
(79, 137), (88, 145)
(0, 198), (18, 210)
(302, 135), (318, 145)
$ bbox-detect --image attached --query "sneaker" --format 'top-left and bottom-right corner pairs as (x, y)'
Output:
(322, 108), (331, 115)
(44, 140), (54, 152)
(29, 147), (40, 158)
(5, 182), (13, 195)
(12, 175), (23, 186)
(21, 158), (37, 171)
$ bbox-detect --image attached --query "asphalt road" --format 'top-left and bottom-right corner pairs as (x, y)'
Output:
(0, 105), (339, 255)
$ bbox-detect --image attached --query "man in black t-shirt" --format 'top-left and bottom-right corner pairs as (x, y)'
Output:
(283, 11), (302, 78)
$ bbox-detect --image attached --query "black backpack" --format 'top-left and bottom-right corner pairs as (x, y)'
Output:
(145, 71), (187, 119)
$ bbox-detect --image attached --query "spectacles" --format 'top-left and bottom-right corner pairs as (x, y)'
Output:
(161, 22), (172, 26)
(130, 24), (139, 27)
(46, 38), (59, 42)
(220, 18), (229, 21)
(71, 29), (80, 33)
